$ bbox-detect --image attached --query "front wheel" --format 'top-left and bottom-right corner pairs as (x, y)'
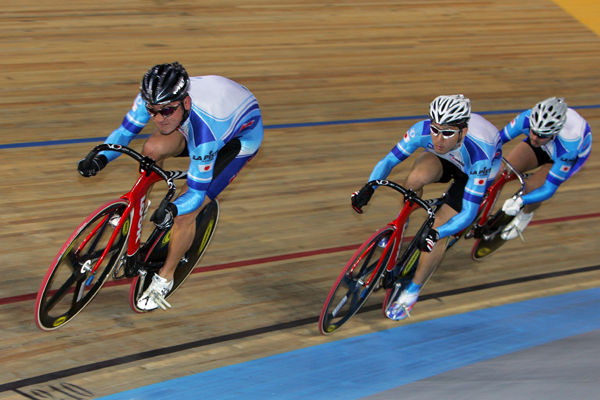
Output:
(318, 226), (397, 335)
(35, 200), (130, 331)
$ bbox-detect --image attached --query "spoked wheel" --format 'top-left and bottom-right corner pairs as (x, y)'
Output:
(35, 200), (130, 331)
(471, 211), (513, 261)
(318, 226), (397, 335)
(129, 200), (220, 312)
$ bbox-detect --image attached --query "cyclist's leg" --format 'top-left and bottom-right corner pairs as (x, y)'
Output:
(155, 138), (251, 282)
(403, 151), (444, 196)
(404, 152), (452, 287)
(385, 153), (447, 320)
(501, 138), (552, 239)
(412, 204), (456, 285)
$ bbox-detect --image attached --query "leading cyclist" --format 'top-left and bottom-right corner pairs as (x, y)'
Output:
(77, 62), (263, 311)
(498, 97), (592, 239)
(351, 95), (502, 320)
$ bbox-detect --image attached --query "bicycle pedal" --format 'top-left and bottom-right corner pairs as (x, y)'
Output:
(150, 291), (172, 310)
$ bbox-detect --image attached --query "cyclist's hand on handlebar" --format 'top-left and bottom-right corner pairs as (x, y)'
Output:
(151, 203), (178, 230)
(78, 154), (108, 177)
(502, 196), (523, 216)
(351, 184), (374, 213)
(417, 228), (439, 252)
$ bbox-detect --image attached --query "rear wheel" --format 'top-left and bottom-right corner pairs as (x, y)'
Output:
(129, 200), (220, 312)
(35, 200), (129, 331)
(471, 211), (513, 261)
(318, 226), (397, 335)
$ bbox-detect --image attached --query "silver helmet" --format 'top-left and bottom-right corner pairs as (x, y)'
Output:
(429, 94), (471, 128)
(140, 62), (190, 106)
(529, 97), (568, 137)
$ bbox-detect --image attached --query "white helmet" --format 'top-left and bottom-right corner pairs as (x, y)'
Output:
(429, 94), (471, 127)
(529, 97), (568, 137)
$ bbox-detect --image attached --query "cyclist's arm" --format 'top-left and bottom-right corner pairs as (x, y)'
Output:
(499, 110), (531, 144)
(368, 121), (427, 181)
(437, 172), (488, 238)
(100, 94), (151, 161)
(172, 144), (218, 215)
(521, 155), (576, 205)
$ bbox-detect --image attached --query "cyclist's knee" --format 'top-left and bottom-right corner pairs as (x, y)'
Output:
(403, 176), (426, 195)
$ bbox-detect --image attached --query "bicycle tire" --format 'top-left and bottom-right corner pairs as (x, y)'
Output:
(35, 200), (130, 331)
(381, 244), (421, 315)
(318, 226), (397, 335)
(129, 200), (220, 313)
(471, 212), (513, 261)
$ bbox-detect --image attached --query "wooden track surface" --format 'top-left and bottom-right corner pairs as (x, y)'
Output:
(1, 1), (599, 398)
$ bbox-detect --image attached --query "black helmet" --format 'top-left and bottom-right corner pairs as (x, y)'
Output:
(140, 62), (190, 105)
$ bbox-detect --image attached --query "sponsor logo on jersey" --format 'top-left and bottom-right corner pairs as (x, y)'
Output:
(470, 166), (491, 176)
(560, 156), (576, 163)
(449, 153), (464, 167)
(193, 150), (217, 162)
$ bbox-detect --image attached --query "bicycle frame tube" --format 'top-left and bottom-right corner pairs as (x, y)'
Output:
(475, 170), (517, 226)
(383, 200), (420, 274)
(86, 171), (164, 275)
(122, 171), (164, 257)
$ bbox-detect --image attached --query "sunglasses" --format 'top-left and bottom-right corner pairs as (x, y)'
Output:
(430, 125), (460, 139)
(530, 130), (555, 139)
(146, 103), (181, 118)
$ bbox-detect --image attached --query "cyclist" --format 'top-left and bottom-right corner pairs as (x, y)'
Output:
(499, 97), (592, 239)
(351, 95), (502, 321)
(77, 62), (263, 311)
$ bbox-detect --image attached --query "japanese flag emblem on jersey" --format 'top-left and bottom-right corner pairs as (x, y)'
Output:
(198, 164), (212, 173)
(474, 178), (486, 186)
(510, 118), (516, 128)
(560, 165), (571, 173)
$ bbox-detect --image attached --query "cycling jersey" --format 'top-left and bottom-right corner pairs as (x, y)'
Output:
(500, 108), (591, 205)
(101, 75), (263, 215)
(368, 113), (502, 238)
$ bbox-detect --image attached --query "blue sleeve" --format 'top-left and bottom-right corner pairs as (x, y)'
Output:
(521, 155), (575, 204)
(173, 188), (206, 216)
(101, 94), (151, 161)
(521, 181), (559, 205)
(500, 110), (530, 144)
(437, 198), (479, 238)
(368, 121), (427, 181)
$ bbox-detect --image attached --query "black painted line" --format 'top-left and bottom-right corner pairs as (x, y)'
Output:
(4, 263), (599, 393)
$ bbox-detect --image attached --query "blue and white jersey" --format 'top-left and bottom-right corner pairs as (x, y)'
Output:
(102, 75), (263, 215)
(500, 108), (591, 205)
(368, 113), (502, 238)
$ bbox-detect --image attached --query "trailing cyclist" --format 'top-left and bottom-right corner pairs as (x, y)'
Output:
(77, 62), (263, 311)
(499, 97), (592, 240)
(351, 95), (502, 320)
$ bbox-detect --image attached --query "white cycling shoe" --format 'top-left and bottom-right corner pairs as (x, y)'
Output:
(137, 274), (173, 311)
(385, 289), (419, 321)
(501, 211), (534, 241)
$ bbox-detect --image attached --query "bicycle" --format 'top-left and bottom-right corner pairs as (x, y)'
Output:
(446, 157), (527, 260)
(35, 144), (219, 331)
(318, 180), (435, 335)
(318, 158), (526, 335)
